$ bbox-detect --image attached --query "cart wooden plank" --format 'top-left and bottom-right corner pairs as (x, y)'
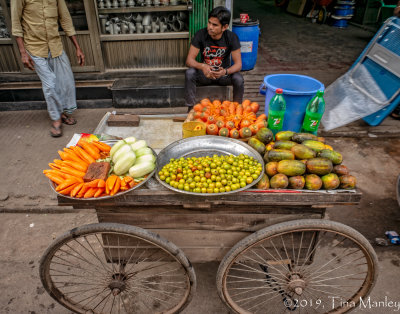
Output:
(96, 212), (323, 232)
(58, 188), (362, 208)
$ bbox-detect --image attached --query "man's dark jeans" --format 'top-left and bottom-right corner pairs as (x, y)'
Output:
(185, 68), (244, 107)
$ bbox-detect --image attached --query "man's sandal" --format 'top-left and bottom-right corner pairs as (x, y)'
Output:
(61, 113), (77, 125)
(50, 125), (62, 137)
(390, 112), (400, 120)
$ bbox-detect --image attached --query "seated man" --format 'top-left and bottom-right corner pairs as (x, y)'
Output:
(185, 6), (244, 111)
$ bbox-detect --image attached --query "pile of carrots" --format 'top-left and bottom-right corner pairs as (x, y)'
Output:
(43, 140), (139, 198)
(192, 99), (267, 138)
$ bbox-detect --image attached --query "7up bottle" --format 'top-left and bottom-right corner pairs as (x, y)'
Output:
(267, 88), (286, 135)
(301, 90), (325, 135)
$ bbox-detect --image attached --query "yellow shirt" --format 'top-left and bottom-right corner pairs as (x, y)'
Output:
(11, 0), (76, 58)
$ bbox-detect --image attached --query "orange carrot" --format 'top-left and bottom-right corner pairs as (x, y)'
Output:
(97, 179), (106, 188)
(242, 99), (251, 108)
(236, 105), (243, 116)
(229, 102), (236, 114)
(53, 159), (64, 166)
(85, 179), (101, 188)
(49, 163), (62, 170)
(62, 160), (88, 172)
(80, 142), (100, 160)
(256, 113), (267, 121)
(72, 146), (96, 164)
(83, 187), (97, 198)
(70, 182), (84, 197)
(45, 173), (64, 185)
(110, 177), (121, 196)
(59, 182), (80, 195)
(94, 188), (105, 198)
(106, 175), (118, 194)
(59, 149), (86, 164)
(43, 169), (68, 179)
(120, 179), (128, 191)
(77, 184), (90, 198)
(91, 141), (111, 152)
(56, 178), (82, 192)
(59, 166), (86, 178)
(121, 176), (133, 189)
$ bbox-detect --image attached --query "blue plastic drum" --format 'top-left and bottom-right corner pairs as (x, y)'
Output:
(260, 74), (325, 132)
(232, 19), (260, 71)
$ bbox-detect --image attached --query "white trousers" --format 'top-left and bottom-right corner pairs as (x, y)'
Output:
(29, 51), (77, 121)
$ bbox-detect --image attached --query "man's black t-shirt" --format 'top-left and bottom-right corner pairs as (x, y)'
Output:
(191, 28), (241, 69)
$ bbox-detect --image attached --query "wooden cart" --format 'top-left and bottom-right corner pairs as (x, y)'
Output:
(39, 183), (378, 314)
(39, 114), (377, 314)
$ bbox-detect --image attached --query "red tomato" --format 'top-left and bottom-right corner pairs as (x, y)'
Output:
(193, 111), (202, 120)
(239, 127), (252, 138)
(216, 120), (225, 129)
(206, 115), (216, 125)
(219, 127), (229, 137)
(206, 124), (219, 135)
(240, 119), (251, 129)
(193, 104), (203, 112)
(225, 120), (236, 130)
(200, 112), (209, 122)
(229, 128), (240, 139)
(249, 124), (259, 135)
(250, 102), (260, 113)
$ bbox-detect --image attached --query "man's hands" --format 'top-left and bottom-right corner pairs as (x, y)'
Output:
(21, 52), (35, 70)
(76, 47), (85, 66)
(202, 64), (225, 79)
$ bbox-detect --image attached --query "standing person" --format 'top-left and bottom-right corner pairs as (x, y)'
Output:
(390, 1), (400, 119)
(185, 6), (244, 112)
(11, 0), (85, 137)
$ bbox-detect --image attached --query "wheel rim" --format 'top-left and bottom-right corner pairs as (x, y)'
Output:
(41, 229), (193, 314)
(221, 227), (376, 313)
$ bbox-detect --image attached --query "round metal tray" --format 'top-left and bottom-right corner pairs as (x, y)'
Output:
(155, 135), (265, 196)
(49, 140), (157, 200)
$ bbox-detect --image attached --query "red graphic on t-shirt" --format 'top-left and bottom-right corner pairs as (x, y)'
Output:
(203, 45), (227, 67)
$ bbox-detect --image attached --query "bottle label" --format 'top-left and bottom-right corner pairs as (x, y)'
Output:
(302, 112), (322, 132)
(268, 110), (284, 130)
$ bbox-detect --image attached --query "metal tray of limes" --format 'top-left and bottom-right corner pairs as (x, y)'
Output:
(155, 135), (265, 196)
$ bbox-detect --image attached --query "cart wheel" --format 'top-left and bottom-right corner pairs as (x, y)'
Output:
(216, 219), (378, 314)
(317, 7), (327, 24)
(40, 223), (196, 314)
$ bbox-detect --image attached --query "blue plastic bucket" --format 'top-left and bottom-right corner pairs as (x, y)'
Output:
(260, 74), (325, 132)
(232, 19), (260, 71)
(332, 19), (349, 28)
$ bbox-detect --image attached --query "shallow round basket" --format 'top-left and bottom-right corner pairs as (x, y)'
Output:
(155, 135), (265, 196)
(49, 140), (157, 200)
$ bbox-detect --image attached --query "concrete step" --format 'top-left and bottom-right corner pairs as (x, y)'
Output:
(111, 75), (232, 108)
(0, 74), (234, 110)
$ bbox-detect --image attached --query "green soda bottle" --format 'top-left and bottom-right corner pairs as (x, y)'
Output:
(267, 88), (286, 135)
(301, 90), (325, 135)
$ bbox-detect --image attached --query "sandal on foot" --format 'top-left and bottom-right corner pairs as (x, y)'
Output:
(61, 113), (77, 125)
(390, 113), (400, 120)
(50, 125), (63, 137)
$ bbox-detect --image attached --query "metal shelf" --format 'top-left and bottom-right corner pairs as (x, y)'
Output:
(100, 31), (189, 41)
(98, 5), (188, 14)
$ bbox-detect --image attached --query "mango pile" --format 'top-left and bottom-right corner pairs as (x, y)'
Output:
(247, 129), (356, 190)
